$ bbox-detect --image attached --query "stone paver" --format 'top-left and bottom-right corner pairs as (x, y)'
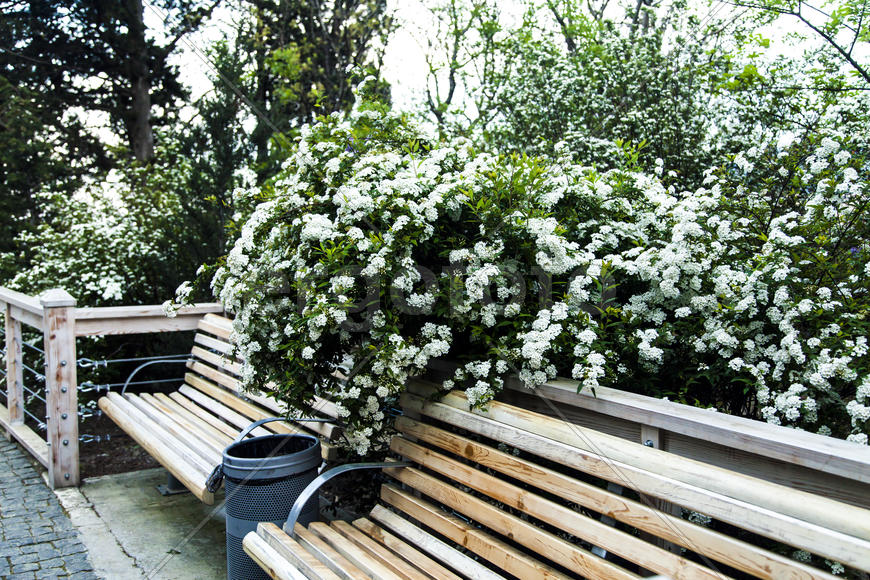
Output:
(0, 438), (97, 579)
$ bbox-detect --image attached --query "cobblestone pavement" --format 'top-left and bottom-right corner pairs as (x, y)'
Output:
(0, 438), (98, 579)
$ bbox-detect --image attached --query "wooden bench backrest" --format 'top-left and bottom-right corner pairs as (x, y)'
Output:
(387, 384), (870, 580)
(183, 314), (342, 456)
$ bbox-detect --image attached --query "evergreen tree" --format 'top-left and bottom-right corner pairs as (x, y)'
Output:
(0, 0), (218, 280)
(0, 0), (218, 163)
(181, 37), (256, 262)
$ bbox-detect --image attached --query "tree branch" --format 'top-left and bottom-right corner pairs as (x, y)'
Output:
(724, 0), (870, 86)
(794, 8), (870, 85)
(162, 0), (222, 54)
(848, 0), (866, 56)
(546, 0), (577, 52)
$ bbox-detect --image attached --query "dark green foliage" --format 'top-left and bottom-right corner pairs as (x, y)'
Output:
(181, 38), (256, 263)
(485, 24), (722, 185)
(239, 0), (393, 179)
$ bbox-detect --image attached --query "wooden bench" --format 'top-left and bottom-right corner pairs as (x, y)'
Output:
(244, 383), (870, 580)
(98, 313), (342, 504)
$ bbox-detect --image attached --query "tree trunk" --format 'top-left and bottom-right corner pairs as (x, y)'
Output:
(130, 75), (154, 162)
(127, 0), (154, 162)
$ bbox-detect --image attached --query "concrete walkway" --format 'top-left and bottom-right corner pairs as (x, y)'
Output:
(1, 438), (227, 579)
(73, 468), (226, 579)
(0, 438), (97, 579)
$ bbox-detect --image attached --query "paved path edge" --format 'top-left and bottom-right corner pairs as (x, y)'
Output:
(46, 473), (145, 579)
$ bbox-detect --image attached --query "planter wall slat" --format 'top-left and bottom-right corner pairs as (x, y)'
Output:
(499, 381), (870, 509)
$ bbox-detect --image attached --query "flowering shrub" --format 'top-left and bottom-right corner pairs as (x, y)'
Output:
(211, 84), (869, 453)
(4, 146), (194, 305)
(594, 136), (870, 443)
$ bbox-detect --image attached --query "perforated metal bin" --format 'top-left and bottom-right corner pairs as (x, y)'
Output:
(218, 421), (321, 580)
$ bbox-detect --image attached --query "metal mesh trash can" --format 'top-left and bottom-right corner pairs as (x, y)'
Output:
(212, 418), (322, 580)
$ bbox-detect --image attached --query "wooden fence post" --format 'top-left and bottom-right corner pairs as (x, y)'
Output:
(41, 289), (79, 488)
(4, 303), (24, 439)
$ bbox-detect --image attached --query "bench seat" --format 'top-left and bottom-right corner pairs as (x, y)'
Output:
(98, 313), (342, 504)
(244, 382), (870, 579)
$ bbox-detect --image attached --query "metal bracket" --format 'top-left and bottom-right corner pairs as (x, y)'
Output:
(157, 472), (190, 496)
(285, 461), (411, 535)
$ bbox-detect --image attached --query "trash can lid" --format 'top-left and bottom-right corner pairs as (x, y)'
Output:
(222, 433), (321, 481)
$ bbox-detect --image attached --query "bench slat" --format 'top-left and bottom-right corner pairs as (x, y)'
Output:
(330, 520), (430, 580)
(124, 394), (223, 463)
(184, 374), (340, 461)
(169, 392), (243, 439)
(254, 523), (342, 580)
(110, 393), (218, 475)
(239, 389), (340, 441)
(309, 521), (405, 580)
(141, 393), (230, 452)
(184, 372), (284, 427)
(395, 416), (835, 580)
(310, 396), (341, 421)
(391, 436), (721, 580)
(178, 383), (271, 438)
(382, 484), (609, 580)
(193, 332), (235, 357)
(188, 359), (243, 392)
(151, 393), (234, 447)
(402, 392), (870, 571)
(243, 531), (309, 580)
(369, 504), (503, 580)
(98, 394), (214, 503)
(188, 359), (341, 441)
(191, 345), (243, 377)
(199, 313), (233, 340)
(184, 373), (305, 435)
(440, 390), (870, 541)
(293, 524), (372, 579)
(386, 470), (637, 580)
(351, 518), (462, 580)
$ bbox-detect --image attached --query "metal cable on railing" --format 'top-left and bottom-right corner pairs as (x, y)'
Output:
(78, 407), (103, 420)
(77, 353), (190, 369)
(78, 377), (181, 394)
(22, 407), (45, 431)
(79, 434), (111, 444)
(22, 341), (44, 355)
(22, 363), (45, 382)
(22, 384), (46, 404)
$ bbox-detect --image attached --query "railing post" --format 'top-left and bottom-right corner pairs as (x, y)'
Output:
(41, 289), (79, 488)
(4, 303), (24, 439)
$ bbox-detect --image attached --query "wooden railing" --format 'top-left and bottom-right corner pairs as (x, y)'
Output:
(0, 286), (223, 488)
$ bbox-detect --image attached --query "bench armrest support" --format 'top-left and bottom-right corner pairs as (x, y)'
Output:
(121, 359), (192, 394)
(284, 461), (412, 534)
(233, 416), (335, 443)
